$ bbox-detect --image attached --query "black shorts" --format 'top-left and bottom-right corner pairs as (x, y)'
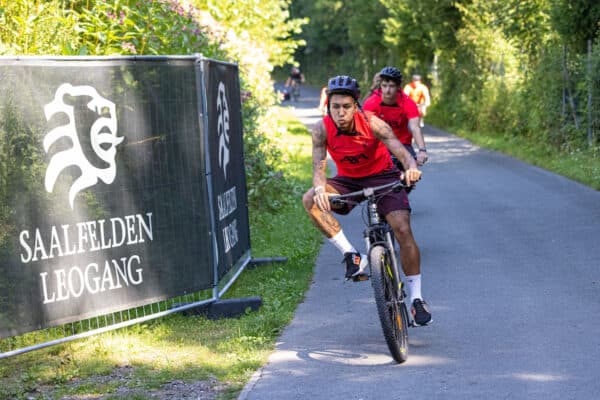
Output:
(390, 144), (416, 171)
(327, 169), (410, 216)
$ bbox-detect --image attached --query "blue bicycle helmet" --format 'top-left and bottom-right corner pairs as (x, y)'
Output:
(327, 75), (360, 100)
(379, 66), (403, 85)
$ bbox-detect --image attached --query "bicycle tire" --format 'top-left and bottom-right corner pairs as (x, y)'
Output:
(370, 245), (409, 363)
(292, 86), (300, 101)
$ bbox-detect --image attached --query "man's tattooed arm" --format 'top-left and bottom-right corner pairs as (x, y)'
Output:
(312, 120), (328, 188)
(370, 115), (417, 171)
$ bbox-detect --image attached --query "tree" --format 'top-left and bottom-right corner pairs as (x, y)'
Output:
(345, 0), (388, 83)
(380, 0), (461, 75)
(551, 0), (600, 52)
(495, 0), (552, 60)
(289, 0), (356, 83)
(194, 0), (306, 68)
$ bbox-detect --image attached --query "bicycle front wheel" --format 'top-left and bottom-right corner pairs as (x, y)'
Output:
(292, 85), (300, 101)
(370, 245), (409, 363)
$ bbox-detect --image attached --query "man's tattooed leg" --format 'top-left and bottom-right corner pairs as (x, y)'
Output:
(309, 205), (341, 237)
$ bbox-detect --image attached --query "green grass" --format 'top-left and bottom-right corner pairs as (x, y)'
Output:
(451, 127), (600, 190)
(0, 106), (322, 400)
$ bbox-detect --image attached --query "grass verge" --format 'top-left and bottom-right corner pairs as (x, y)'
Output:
(451, 127), (600, 190)
(0, 106), (321, 399)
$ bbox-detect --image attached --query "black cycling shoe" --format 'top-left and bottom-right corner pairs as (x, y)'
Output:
(343, 252), (368, 281)
(411, 298), (432, 326)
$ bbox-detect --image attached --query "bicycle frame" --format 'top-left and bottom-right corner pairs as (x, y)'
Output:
(330, 180), (407, 291)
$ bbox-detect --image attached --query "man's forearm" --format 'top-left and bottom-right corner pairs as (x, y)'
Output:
(372, 115), (418, 170)
(414, 131), (426, 150)
(409, 119), (426, 149)
(388, 140), (417, 170)
(312, 159), (327, 189)
(311, 121), (329, 189)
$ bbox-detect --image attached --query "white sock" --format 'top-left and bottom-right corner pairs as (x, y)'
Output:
(406, 274), (422, 303)
(328, 231), (357, 255)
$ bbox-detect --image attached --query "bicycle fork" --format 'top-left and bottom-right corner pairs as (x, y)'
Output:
(364, 204), (403, 292)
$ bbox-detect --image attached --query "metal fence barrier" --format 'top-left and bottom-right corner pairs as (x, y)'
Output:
(0, 55), (256, 358)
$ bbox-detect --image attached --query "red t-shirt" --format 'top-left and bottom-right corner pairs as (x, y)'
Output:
(363, 90), (419, 144)
(324, 111), (393, 178)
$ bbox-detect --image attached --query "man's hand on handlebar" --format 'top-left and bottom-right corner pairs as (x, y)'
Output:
(313, 186), (332, 211)
(401, 168), (422, 187)
(416, 151), (428, 166)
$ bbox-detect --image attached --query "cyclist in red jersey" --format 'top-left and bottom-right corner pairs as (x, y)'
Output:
(363, 66), (428, 168)
(302, 75), (432, 326)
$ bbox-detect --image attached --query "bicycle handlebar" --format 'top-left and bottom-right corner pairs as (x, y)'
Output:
(328, 180), (409, 204)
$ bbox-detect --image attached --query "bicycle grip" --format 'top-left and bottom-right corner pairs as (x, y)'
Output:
(393, 181), (411, 192)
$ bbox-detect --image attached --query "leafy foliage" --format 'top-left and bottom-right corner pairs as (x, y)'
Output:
(345, 1), (388, 83)
(0, 0), (79, 54)
(288, 0), (356, 84)
(290, 0), (600, 153)
(73, 0), (221, 56)
(193, 0), (306, 68)
(381, 0), (460, 74)
(551, 0), (600, 52)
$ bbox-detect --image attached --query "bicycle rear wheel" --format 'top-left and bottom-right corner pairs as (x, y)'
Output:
(370, 245), (409, 363)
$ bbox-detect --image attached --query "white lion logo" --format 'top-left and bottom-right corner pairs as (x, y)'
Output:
(43, 83), (124, 209)
(216, 81), (230, 180)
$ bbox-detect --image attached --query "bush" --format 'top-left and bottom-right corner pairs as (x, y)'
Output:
(0, 0), (78, 55)
(74, 0), (222, 57)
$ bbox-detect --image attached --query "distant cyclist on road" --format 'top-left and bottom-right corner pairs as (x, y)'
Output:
(302, 75), (432, 326)
(285, 66), (305, 101)
(364, 66), (428, 170)
(403, 74), (431, 128)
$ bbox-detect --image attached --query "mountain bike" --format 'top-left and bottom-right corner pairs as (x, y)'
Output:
(329, 180), (411, 363)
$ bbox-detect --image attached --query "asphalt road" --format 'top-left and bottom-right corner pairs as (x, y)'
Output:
(239, 86), (600, 400)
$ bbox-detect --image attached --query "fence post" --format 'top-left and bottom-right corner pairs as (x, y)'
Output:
(562, 45), (581, 130)
(587, 39), (593, 146)
(562, 46), (567, 119)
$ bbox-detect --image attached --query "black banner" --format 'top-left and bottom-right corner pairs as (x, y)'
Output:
(203, 59), (251, 281)
(0, 56), (231, 337)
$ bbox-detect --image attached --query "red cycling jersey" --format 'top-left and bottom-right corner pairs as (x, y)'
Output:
(324, 111), (393, 178)
(363, 90), (419, 145)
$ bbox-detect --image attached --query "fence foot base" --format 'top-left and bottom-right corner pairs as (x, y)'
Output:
(248, 256), (287, 269)
(174, 296), (262, 319)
